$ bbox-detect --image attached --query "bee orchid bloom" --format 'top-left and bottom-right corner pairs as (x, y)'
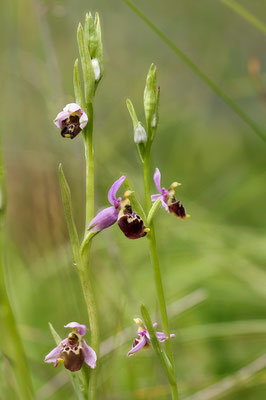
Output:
(88, 178), (148, 239)
(88, 176), (126, 232)
(128, 319), (175, 357)
(151, 168), (188, 219)
(54, 103), (88, 139)
(44, 322), (96, 372)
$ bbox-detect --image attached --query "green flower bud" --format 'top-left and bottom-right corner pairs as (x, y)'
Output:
(144, 63), (160, 139)
(126, 98), (146, 161)
(134, 122), (147, 144)
(84, 12), (104, 84)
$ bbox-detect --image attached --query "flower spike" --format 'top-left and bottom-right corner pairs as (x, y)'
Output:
(45, 322), (96, 371)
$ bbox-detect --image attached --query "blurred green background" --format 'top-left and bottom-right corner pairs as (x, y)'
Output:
(1, 0), (266, 398)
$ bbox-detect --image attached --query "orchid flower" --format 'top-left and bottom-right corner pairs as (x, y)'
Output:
(151, 168), (188, 219)
(117, 202), (149, 239)
(88, 177), (149, 239)
(128, 318), (175, 357)
(44, 322), (96, 372)
(54, 103), (88, 139)
(88, 176), (126, 232)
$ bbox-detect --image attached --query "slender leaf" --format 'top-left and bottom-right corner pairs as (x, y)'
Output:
(141, 304), (176, 385)
(58, 164), (83, 271)
(77, 23), (95, 104)
(221, 0), (266, 35)
(124, 178), (147, 222)
(147, 197), (161, 225)
(0, 140), (34, 400)
(73, 58), (84, 109)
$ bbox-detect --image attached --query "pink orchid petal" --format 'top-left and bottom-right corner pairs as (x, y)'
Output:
(156, 331), (168, 342)
(107, 176), (126, 206)
(79, 112), (88, 129)
(82, 339), (97, 368)
(64, 322), (86, 336)
(44, 338), (68, 366)
(154, 168), (162, 193)
(127, 335), (147, 357)
(88, 206), (119, 232)
(54, 110), (69, 129)
(161, 198), (170, 212)
(151, 193), (162, 203)
(63, 103), (81, 114)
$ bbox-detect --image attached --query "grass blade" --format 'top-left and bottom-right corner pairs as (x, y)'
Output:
(58, 164), (83, 271)
(121, 0), (266, 143)
(73, 58), (84, 109)
(141, 304), (176, 386)
(221, 0), (266, 35)
(0, 139), (34, 400)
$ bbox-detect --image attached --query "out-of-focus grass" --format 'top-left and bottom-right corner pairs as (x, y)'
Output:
(1, 0), (266, 398)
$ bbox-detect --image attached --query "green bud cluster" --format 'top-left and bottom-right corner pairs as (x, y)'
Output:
(126, 64), (160, 162)
(75, 13), (104, 110)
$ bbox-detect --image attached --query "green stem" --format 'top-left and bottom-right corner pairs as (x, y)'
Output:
(143, 148), (178, 399)
(81, 102), (99, 400)
(121, 0), (266, 143)
(79, 256), (99, 400)
(84, 102), (94, 230)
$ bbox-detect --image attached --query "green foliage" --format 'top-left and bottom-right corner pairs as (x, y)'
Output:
(1, 0), (266, 398)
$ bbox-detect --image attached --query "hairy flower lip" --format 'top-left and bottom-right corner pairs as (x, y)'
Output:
(117, 205), (148, 239)
(44, 322), (96, 371)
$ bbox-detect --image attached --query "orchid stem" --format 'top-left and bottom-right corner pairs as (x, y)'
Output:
(84, 102), (94, 230)
(143, 148), (178, 399)
(80, 102), (99, 400)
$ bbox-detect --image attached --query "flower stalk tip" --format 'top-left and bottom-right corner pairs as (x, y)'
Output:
(144, 63), (160, 137)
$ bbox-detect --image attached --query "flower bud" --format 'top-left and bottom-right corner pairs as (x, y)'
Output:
(91, 58), (101, 81)
(134, 122), (147, 144)
(144, 64), (159, 136)
(85, 12), (104, 84)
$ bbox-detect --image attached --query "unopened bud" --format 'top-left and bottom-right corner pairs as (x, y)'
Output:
(151, 114), (157, 128)
(134, 122), (147, 144)
(91, 58), (101, 81)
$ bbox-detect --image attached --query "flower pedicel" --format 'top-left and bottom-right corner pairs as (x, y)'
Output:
(44, 322), (96, 372)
